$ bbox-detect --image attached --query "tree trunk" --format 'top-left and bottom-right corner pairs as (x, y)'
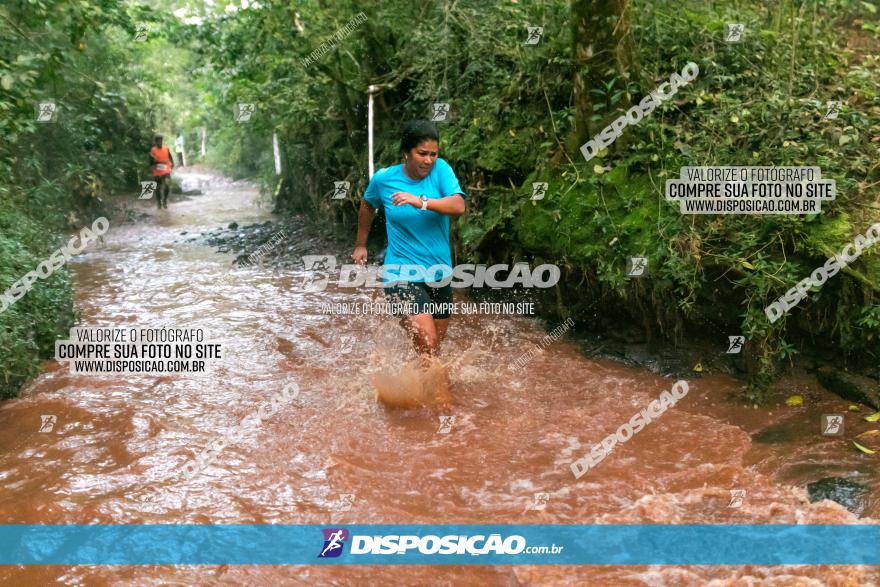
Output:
(570, 0), (636, 151)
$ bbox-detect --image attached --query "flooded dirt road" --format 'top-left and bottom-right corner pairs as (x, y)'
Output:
(1, 170), (878, 585)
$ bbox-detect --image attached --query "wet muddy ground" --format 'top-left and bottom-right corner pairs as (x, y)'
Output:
(1, 169), (878, 585)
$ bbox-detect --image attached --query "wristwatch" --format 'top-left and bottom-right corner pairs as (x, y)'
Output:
(419, 195), (428, 210)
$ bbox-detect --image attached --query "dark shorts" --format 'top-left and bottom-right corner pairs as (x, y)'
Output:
(384, 281), (454, 319)
(154, 174), (170, 193)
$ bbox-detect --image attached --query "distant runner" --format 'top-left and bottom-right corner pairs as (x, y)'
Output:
(149, 134), (174, 209)
(175, 133), (186, 168)
(352, 120), (467, 360)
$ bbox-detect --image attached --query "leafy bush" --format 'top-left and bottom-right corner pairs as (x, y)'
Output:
(0, 189), (75, 399)
(0, 1), (159, 397)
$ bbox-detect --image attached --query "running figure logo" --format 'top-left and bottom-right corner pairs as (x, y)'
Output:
(522, 491), (550, 513)
(36, 102), (57, 123)
(140, 181), (157, 200)
(525, 26), (543, 45)
(725, 23), (745, 42)
(438, 415), (455, 434)
(531, 182), (548, 201)
(331, 181), (350, 200)
(431, 102), (450, 122)
(338, 336), (356, 355)
(821, 414), (844, 436)
(300, 255), (336, 292)
(532, 492), (549, 510)
(626, 257), (648, 278)
(234, 103), (255, 123)
(337, 494), (355, 512)
(318, 528), (349, 558)
(728, 489), (746, 508)
(134, 23), (150, 42)
(823, 100), (842, 121)
(726, 336), (745, 354)
(39, 415), (57, 433)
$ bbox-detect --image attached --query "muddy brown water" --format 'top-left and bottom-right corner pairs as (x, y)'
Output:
(1, 170), (878, 585)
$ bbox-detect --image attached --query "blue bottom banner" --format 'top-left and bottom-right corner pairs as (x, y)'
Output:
(1, 524), (878, 565)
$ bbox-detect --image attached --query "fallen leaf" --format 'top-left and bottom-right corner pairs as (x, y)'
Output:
(593, 164), (606, 175)
(848, 404), (861, 412)
(852, 440), (876, 454)
(865, 412), (880, 422)
(856, 429), (880, 437)
(785, 395), (803, 406)
(693, 362), (703, 373)
(739, 259), (756, 270)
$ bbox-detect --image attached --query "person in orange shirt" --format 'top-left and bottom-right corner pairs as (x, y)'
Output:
(149, 134), (174, 209)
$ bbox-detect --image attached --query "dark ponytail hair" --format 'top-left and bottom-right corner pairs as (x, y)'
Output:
(399, 120), (439, 153)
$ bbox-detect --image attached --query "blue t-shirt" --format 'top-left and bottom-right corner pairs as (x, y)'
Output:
(363, 158), (466, 283)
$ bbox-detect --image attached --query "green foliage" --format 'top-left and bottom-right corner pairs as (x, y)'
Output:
(0, 0), (158, 398)
(0, 191), (75, 399)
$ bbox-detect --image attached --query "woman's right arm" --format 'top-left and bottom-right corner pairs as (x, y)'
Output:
(352, 199), (375, 265)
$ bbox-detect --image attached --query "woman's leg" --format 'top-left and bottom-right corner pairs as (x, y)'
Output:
(399, 313), (452, 405)
(389, 283), (451, 357)
(429, 284), (452, 348)
(434, 318), (449, 346)
(400, 313), (439, 357)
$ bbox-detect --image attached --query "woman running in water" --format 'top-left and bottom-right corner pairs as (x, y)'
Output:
(352, 119), (467, 362)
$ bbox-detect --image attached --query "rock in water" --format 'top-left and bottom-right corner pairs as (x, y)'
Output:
(806, 477), (870, 515)
(750, 420), (798, 444)
(816, 366), (880, 410)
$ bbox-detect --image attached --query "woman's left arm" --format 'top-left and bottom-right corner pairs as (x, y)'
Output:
(391, 192), (466, 217)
